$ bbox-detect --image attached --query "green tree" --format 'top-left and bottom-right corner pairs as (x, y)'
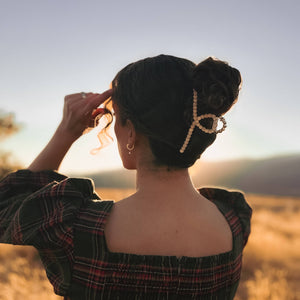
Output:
(0, 110), (22, 179)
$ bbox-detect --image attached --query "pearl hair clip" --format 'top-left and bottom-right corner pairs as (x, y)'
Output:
(179, 90), (227, 153)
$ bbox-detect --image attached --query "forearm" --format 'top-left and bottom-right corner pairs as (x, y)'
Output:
(28, 125), (77, 172)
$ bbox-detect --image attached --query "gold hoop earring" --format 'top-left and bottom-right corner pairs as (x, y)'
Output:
(126, 143), (135, 155)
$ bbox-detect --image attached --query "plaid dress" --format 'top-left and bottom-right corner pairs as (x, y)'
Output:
(0, 170), (252, 300)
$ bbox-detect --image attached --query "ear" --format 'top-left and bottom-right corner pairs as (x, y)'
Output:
(126, 119), (136, 145)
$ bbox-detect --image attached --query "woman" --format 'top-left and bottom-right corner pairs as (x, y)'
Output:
(0, 55), (252, 299)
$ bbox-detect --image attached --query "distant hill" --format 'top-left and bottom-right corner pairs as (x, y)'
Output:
(82, 154), (300, 197)
(192, 154), (300, 197)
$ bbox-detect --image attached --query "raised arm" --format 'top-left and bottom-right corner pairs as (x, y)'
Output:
(28, 89), (112, 172)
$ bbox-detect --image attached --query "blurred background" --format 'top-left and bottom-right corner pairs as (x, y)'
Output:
(1, 0), (300, 299)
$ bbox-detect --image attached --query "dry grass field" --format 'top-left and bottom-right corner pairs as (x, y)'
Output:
(0, 189), (299, 300)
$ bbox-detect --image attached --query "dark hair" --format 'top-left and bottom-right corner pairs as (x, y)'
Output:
(111, 55), (241, 168)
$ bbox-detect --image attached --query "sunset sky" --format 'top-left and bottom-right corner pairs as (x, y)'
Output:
(1, 0), (299, 174)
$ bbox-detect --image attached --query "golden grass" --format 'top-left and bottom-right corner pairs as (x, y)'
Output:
(235, 194), (300, 300)
(0, 191), (299, 299)
(0, 245), (60, 300)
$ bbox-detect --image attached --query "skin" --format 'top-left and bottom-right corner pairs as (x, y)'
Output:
(29, 89), (232, 258)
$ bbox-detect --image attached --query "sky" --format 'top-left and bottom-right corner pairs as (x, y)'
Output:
(1, 0), (299, 174)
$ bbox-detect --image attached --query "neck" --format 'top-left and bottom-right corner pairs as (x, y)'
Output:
(135, 164), (196, 195)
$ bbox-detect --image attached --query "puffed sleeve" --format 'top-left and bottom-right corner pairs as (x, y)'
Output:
(200, 187), (252, 247)
(0, 169), (100, 295)
(227, 190), (252, 247)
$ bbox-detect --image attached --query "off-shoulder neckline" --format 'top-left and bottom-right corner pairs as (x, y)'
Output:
(94, 188), (236, 263)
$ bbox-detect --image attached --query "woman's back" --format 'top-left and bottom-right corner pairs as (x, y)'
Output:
(68, 181), (251, 300)
(104, 191), (233, 258)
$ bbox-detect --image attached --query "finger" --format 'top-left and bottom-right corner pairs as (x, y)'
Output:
(83, 90), (112, 114)
(83, 94), (103, 113)
(101, 88), (113, 99)
(90, 89), (113, 107)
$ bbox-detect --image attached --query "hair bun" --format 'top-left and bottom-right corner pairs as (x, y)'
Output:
(193, 57), (241, 116)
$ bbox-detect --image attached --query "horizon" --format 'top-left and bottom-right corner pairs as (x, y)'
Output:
(67, 151), (300, 178)
(67, 152), (300, 197)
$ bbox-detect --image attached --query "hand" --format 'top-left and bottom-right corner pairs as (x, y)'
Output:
(58, 89), (112, 140)
(28, 89), (112, 171)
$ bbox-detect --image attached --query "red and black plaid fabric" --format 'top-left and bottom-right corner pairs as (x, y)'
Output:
(0, 170), (252, 300)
